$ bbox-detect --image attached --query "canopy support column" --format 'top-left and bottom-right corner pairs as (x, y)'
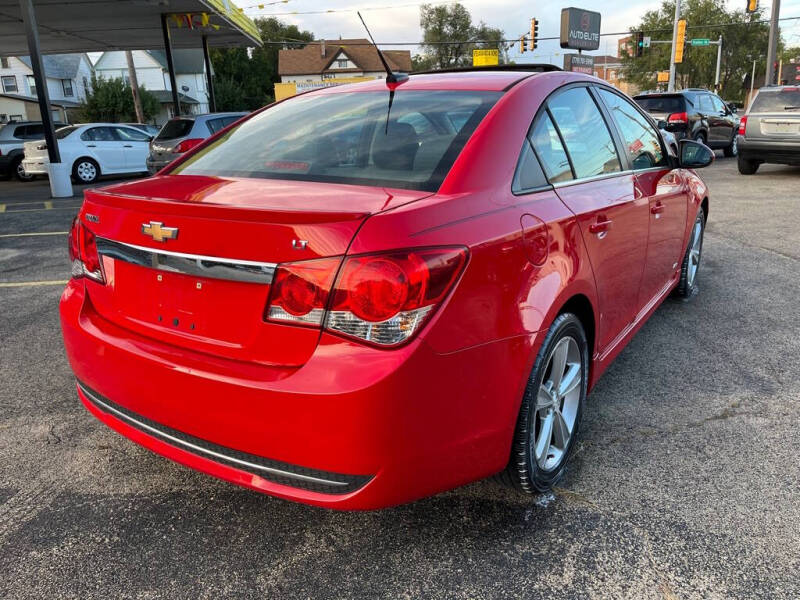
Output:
(19, 0), (58, 164)
(202, 35), (216, 113)
(161, 14), (181, 117)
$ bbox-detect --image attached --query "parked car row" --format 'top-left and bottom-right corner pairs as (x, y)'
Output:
(1, 112), (247, 184)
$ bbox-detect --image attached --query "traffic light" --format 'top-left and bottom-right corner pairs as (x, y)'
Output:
(746, 0), (758, 13)
(529, 18), (538, 51)
(674, 19), (686, 63)
(520, 36), (526, 53)
(635, 31), (644, 58)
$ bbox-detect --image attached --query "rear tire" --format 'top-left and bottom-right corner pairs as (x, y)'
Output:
(737, 155), (759, 175)
(674, 210), (705, 299)
(12, 156), (34, 182)
(501, 313), (589, 494)
(72, 158), (99, 184)
(723, 135), (738, 157)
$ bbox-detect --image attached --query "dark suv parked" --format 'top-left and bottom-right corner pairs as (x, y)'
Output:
(634, 89), (739, 156)
(0, 121), (67, 181)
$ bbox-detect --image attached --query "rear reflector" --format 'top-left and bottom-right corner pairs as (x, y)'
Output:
(265, 247), (467, 347)
(68, 217), (105, 283)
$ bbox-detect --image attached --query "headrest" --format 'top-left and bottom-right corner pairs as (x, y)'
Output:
(372, 121), (419, 170)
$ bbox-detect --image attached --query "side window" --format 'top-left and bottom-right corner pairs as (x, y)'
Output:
(512, 141), (548, 193)
(547, 87), (621, 179)
(206, 118), (226, 134)
(598, 88), (667, 170)
(698, 94), (714, 113)
(114, 127), (150, 142)
(710, 95), (727, 113)
(528, 113), (572, 183)
(81, 127), (114, 142)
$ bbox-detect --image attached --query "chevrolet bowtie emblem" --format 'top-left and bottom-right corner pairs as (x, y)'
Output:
(141, 221), (178, 242)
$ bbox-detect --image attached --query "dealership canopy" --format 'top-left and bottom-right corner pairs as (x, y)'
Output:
(0, 0), (261, 55)
(0, 0), (260, 197)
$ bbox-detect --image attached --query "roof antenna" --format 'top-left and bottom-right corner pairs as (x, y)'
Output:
(357, 11), (409, 85)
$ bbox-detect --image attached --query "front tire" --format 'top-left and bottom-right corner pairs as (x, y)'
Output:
(502, 313), (589, 494)
(72, 158), (100, 184)
(737, 155), (759, 175)
(675, 210), (705, 298)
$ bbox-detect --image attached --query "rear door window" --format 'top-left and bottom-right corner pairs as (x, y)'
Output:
(698, 95), (714, 113)
(528, 113), (573, 183)
(206, 118), (226, 134)
(750, 88), (800, 112)
(113, 126), (151, 142)
(598, 88), (667, 170)
(156, 119), (194, 140)
(547, 87), (621, 179)
(80, 127), (116, 142)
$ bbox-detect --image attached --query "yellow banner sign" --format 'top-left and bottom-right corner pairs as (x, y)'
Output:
(473, 49), (499, 67)
(657, 71), (670, 83)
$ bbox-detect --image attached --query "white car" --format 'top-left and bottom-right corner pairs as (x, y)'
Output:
(22, 123), (152, 184)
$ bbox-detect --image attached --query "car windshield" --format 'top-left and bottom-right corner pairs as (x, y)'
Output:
(156, 118), (194, 140)
(172, 90), (502, 192)
(55, 125), (80, 139)
(635, 96), (684, 114)
(750, 88), (800, 112)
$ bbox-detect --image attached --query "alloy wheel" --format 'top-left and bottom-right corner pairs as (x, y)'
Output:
(16, 160), (32, 181)
(687, 217), (703, 288)
(77, 161), (97, 182)
(533, 336), (582, 471)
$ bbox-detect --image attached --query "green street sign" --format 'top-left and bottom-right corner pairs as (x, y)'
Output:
(691, 38), (710, 46)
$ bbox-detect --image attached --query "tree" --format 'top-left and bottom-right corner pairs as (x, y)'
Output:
(79, 75), (160, 123)
(210, 17), (313, 110)
(621, 0), (774, 102)
(414, 3), (507, 71)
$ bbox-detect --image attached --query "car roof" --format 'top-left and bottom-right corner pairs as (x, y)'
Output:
(311, 68), (561, 95)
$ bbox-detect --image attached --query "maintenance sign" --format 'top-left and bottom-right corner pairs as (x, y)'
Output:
(563, 53), (595, 74)
(560, 7), (601, 51)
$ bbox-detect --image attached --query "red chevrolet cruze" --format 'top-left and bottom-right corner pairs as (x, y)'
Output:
(60, 68), (713, 509)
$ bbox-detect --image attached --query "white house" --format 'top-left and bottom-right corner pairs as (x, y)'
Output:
(0, 54), (93, 123)
(94, 50), (210, 125)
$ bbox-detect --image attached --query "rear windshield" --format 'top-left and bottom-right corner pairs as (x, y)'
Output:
(171, 90), (502, 192)
(750, 88), (800, 113)
(635, 96), (685, 114)
(156, 118), (194, 141)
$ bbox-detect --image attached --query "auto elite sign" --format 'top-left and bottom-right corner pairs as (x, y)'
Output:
(560, 8), (601, 51)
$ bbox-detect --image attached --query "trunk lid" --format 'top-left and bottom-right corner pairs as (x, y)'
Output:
(746, 113), (800, 140)
(81, 174), (431, 367)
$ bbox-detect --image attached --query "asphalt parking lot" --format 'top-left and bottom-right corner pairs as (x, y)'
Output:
(1, 159), (798, 599)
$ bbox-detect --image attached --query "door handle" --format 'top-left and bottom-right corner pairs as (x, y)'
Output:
(651, 202), (665, 215)
(123, 144), (133, 148)
(86, 144), (96, 147)
(588, 219), (612, 234)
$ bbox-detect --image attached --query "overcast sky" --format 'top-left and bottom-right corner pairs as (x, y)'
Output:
(237, 0), (800, 62)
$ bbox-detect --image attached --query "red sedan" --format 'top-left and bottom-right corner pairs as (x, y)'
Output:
(60, 68), (713, 509)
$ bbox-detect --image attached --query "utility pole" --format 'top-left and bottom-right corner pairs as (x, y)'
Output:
(750, 59), (756, 103)
(125, 50), (145, 124)
(765, 0), (780, 86)
(668, 0), (681, 92)
(714, 36), (723, 92)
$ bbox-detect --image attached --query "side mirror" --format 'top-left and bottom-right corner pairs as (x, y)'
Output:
(678, 139), (714, 169)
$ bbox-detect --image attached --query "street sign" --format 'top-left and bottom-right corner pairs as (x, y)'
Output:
(675, 19), (687, 63)
(691, 38), (710, 46)
(643, 36), (651, 48)
(472, 49), (499, 66)
(559, 7), (601, 51)
(657, 71), (670, 83)
(563, 53), (594, 74)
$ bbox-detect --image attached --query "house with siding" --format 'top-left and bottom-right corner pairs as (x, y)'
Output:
(0, 54), (93, 123)
(94, 50), (210, 125)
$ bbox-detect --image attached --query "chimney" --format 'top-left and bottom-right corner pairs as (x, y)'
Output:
(320, 40), (326, 58)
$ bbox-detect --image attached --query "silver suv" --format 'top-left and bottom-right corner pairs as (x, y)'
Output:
(0, 121), (66, 181)
(147, 112), (247, 175)
(737, 85), (800, 174)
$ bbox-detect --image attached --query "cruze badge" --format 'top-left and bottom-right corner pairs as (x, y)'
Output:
(141, 221), (178, 243)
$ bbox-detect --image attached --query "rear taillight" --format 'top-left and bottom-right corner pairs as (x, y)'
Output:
(738, 115), (747, 136)
(68, 217), (105, 283)
(265, 248), (467, 347)
(174, 138), (204, 153)
(668, 111), (688, 124)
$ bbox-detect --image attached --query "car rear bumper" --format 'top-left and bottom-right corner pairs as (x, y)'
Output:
(60, 280), (533, 509)
(146, 157), (174, 175)
(21, 157), (49, 175)
(738, 136), (800, 163)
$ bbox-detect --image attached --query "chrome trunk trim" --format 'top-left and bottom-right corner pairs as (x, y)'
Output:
(95, 237), (276, 284)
